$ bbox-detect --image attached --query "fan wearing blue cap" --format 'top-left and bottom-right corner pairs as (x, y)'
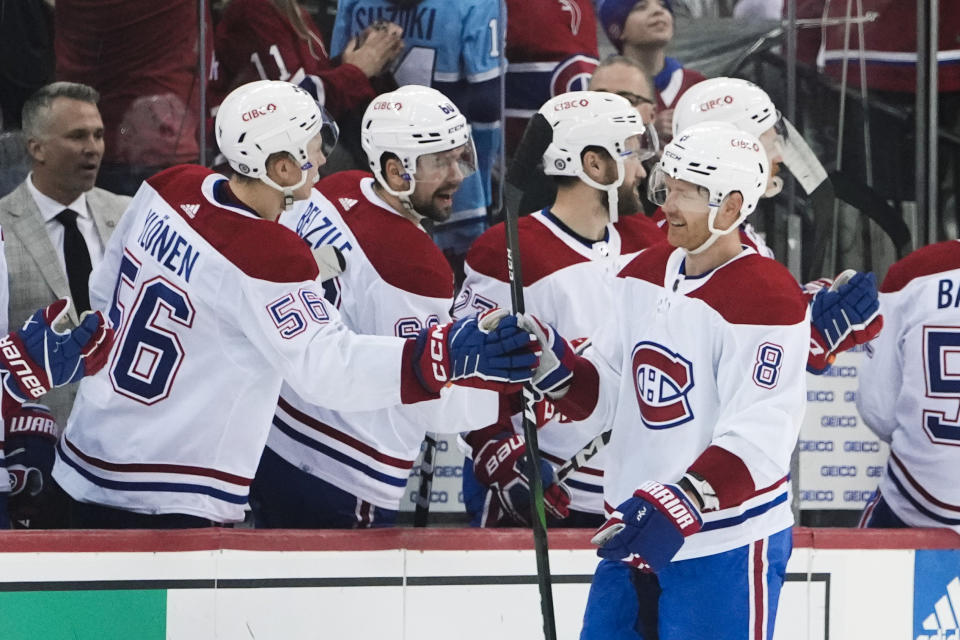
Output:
(596, 0), (705, 144)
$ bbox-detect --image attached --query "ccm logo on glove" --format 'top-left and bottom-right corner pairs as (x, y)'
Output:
(427, 325), (447, 382)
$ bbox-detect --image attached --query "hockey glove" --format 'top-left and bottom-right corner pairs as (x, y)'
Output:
(591, 480), (703, 573)
(413, 309), (539, 394)
(517, 315), (581, 401)
(0, 298), (114, 403)
(4, 398), (65, 528)
(473, 434), (571, 525)
(806, 270), (883, 374)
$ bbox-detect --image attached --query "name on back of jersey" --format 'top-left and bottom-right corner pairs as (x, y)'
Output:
(353, 6), (437, 41)
(138, 209), (200, 283)
(295, 200), (353, 254)
(937, 277), (960, 308)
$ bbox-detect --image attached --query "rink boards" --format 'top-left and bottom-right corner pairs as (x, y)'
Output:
(0, 527), (958, 640)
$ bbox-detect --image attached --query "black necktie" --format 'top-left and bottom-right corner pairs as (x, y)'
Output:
(56, 208), (92, 313)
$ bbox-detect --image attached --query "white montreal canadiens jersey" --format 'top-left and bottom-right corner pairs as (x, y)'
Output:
(53, 166), (427, 523)
(583, 244), (808, 559)
(458, 209), (662, 513)
(0, 224), (8, 494)
(857, 240), (960, 531)
(271, 171), (498, 510)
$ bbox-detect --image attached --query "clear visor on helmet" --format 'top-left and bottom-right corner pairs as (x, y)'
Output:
(647, 163), (711, 210)
(759, 111), (786, 161)
(621, 130), (659, 164)
(319, 105), (339, 158)
(413, 141), (478, 183)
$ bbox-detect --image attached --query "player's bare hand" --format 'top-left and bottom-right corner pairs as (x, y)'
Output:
(654, 108), (674, 143)
(343, 22), (405, 78)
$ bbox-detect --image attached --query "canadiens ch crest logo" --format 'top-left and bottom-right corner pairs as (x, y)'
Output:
(551, 54), (599, 97)
(631, 342), (695, 429)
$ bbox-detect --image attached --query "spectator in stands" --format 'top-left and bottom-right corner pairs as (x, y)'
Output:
(212, 0), (402, 122)
(0, 82), (129, 426)
(588, 55), (658, 127)
(856, 240), (960, 533)
(502, 0), (600, 159)
(597, 0), (707, 143)
(331, 0), (505, 287)
(54, 0), (215, 195)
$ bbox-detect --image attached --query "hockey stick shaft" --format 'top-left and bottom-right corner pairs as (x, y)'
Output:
(555, 430), (612, 483)
(503, 112), (557, 640)
(413, 433), (437, 527)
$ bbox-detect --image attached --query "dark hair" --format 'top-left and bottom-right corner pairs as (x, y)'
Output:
(22, 82), (100, 140)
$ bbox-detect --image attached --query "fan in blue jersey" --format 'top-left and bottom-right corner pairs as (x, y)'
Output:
(331, 0), (504, 284)
(524, 122), (808, 639)
(252, 85), (506, 528)
(48, 80), (537, 529)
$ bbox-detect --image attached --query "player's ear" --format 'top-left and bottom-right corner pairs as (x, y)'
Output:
(715, 191), (744, 231)
(383, 156), (410, 190)
(581, 149), (610, 184)
(265, 152), (300, 187)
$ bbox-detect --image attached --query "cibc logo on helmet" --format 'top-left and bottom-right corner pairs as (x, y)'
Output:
(554, 98), (590, 111)
(730, 137), (761, 152)
(241, 103), (277, 122)
(698, 95), (734, 112)
(372, 100), (403, 111)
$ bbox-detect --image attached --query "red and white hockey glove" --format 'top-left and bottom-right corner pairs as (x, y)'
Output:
(805, 270), (883, 374)
(412, 309), (539, 394)
(473, 434), (571, 525)
(517, 315), (581, 401)
(0, 298), (114, 402)
(591, 480), (703, 573)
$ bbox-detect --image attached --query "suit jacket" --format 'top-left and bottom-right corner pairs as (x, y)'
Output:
(0, 180), (130, 426)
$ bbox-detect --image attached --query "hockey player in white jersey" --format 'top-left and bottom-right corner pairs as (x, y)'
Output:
(252, 85), (503, 527)
(857, 240), (960, 531)
(458, 91), (662, 527)
(49, 80), (539, 528)
(670, 77), (883, 375)
(523, 122), (808, 639)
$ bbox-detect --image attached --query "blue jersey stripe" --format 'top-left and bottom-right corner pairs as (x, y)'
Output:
(56, 441), (249, 505)
(273, 416), (408, 488)
(565, 478), (604, 493)
(700, 490), (790, 532)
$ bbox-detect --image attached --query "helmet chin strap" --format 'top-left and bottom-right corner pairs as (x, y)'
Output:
(687, 205), (740, 255)
(379, 173), (427, 223)
(578, 157), (625, 224)
(261, 167), (311, 212)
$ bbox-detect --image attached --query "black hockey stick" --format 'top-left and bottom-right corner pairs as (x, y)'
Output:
(503, 112), (557, 640)
(555, 430), (612, 483)
(413, 433), (437, 527)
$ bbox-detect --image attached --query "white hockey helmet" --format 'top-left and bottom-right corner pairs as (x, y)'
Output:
(648, 121), (769, 254)
(540, 90), (657, 223)
(216, 80), (336, 207)
(361, 85), (476, 214)
(672, 77), (786, 196)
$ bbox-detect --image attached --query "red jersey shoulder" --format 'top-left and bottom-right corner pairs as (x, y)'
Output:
(615, 214), (665, 253)
(150, 165), (319, 284)
(617, 242), (673, 285)
(882, 240), (960, 293)
(690, 253), (806, 326)
(466, 216), (589, 286)
(325, 175), (453, 299)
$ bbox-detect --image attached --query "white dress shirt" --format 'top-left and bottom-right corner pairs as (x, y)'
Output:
(26, 173), (106, 273)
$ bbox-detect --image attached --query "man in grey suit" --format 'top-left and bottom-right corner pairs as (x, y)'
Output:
(0, 82), (129, 426)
